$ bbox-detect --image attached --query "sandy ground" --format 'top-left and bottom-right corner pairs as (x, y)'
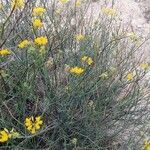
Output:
(88, 0), (150, 60)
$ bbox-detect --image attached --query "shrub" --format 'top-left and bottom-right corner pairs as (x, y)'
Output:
(0, 0), (149, 149)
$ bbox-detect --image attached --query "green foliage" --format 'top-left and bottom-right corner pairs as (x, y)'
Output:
(0, 0), (149, 149)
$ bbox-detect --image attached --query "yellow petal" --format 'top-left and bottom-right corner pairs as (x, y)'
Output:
(25, 117), (31, 123)
(27, 125), (33, 131)
(25, 122), (32, 127)
(31, 128), (36, 134)
(35, 124), (40, 130)
(0, 130), (9, 142)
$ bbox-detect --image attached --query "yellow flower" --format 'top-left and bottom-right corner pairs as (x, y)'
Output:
(0, 49), (11, 56)
(34, 36), (48, 46)
(70, 66), (84, 75)
(81, 56), (93, 65)
(18, 39), (30, 49)
(32, 19), (43, 28)
(25, 116), (43, 134)
(75, 34), (85, 42)
(99, 72), (109, 80)
(71, 138), (77, 145)
(81, 56), (88, 61)
(140, 63), (149, 70)
(76, 0), (81, 7)
(126, 72), (134, 81)
(127, 32), (138, 42)
(32, 7), (46, 16)
(0, 129), (9, 143)
(86, 58), (93, 65)
(59, 0), (70, 4)
(142, 141), (150, 150)
(4, 128), (20, 139)
(101, 7), (117, 16)
(11, 0), (24, 9)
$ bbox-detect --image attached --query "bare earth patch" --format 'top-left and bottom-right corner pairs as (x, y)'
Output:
(88, 0), (150, 60)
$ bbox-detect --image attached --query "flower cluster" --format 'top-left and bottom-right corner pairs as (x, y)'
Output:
(75, 34), (85, 42)
(0, 129), (9, 143)
(0, 128), (20, 143)
(0, 115), (43, 144)
(32, 19), (43, 28)
(140, 63), (149, 70)
(126, 72), (134, 81)
(0, 49), (11, 56)
(69, 66), (85, 75)
(11, 0), (24, 9)
(127, 32), (138, 42)
(34, 36), (48, 46)
(32, 7), (46, 16)
(101, 7), (117, 16)
(75, 0), (81, 7)
(25, 116), (43, 134)
(59, 0), (70, 4)
(17, 36), (48, 50)
(142, 141), (150, 150)
(18, 39), (30, 49)
(81, 56), (93, 65)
